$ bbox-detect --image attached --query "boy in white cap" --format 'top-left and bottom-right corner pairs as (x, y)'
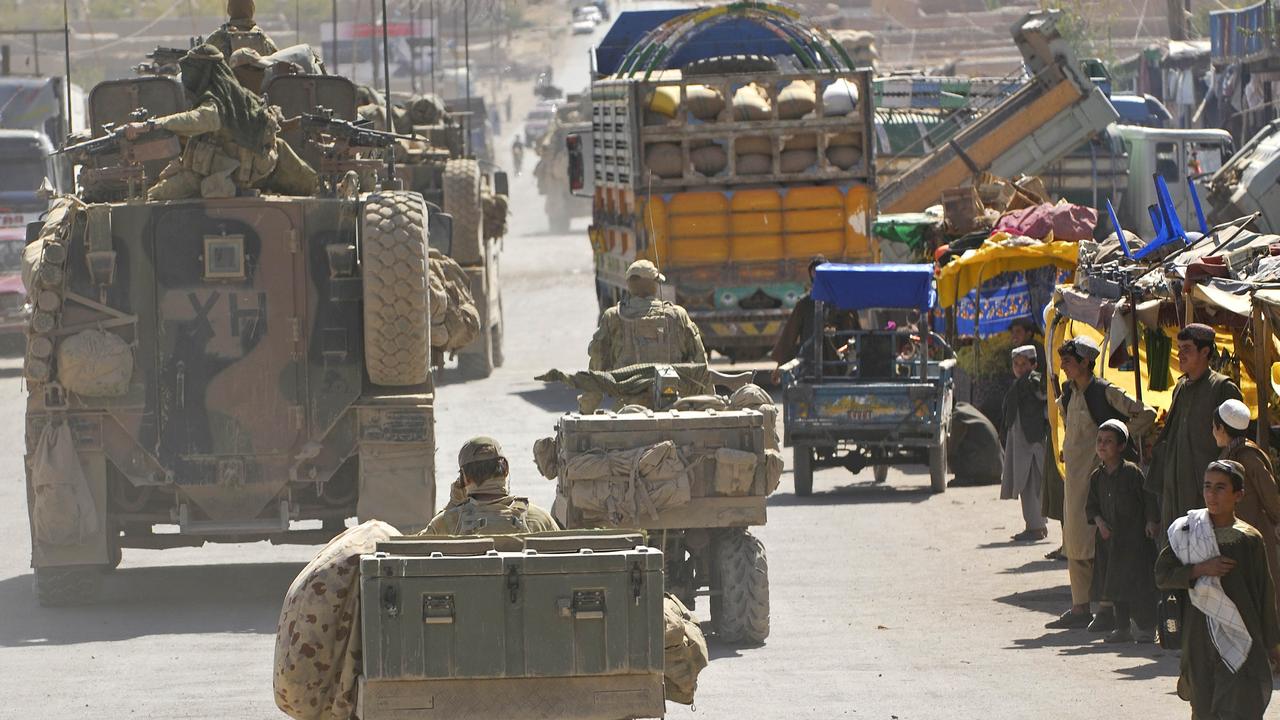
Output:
(1000, 344), (1048, 541)
(1087, 419), (1160, 643)
(1213, 397), (1280, 619)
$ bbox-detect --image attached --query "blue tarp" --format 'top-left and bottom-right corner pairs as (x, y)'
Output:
(812, 263), (936, 311)
(594, 9), (800, 77)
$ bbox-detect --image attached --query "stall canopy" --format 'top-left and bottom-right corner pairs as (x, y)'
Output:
(936, 235), (1080, 308)
(812, 263), (936, 311)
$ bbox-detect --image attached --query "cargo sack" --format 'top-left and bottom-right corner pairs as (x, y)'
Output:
(736, 153), (771, 175)
(732, 83), (771, 121)
(645, 142), (683, 179)
(713, 447), (758, 496)
(763, 449), (784, 495)
(533, 436), (559, 480)
(663, 593), (709, 705)
(564, 441), (692, 524)
(274, 520), (400, 720)
(23, 196), (82, 293)
(683, 84), (725, 121)
(406, 93), (448, 125)
(729, 384), (780, 450)
(822, 78), (860, 116)
(428, 250), (481, 351)
(783, 133), (817, 151)
(780, 149), (817, 173)
(647, 86), (680, 118)
(827, 145), (862, 170)
(56, 329), (133, 397)
(690, 145), (727, 176)
(735, 136), (772, 155)
(481, 189), (508, 241)
(776, 80), (816, 120)
(30, 421), (98, 547)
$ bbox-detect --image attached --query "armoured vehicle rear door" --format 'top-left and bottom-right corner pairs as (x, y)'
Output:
(150, 202), (306, 516)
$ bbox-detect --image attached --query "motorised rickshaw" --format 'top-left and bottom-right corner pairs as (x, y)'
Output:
(782, 263), (956, 495)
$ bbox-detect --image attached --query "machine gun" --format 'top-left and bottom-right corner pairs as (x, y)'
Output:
(55, 108), (180, 201)
(299, 108), (416, 191)
(134, 46), (188, 76)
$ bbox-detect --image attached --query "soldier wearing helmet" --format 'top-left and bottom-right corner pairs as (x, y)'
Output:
(121, 44), (317, 200)
(423, 437), (559, 536)
(206, 0), (279, 60)
(582, 260), (706, 411)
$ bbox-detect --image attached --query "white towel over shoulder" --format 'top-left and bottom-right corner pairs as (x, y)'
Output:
(1168, 509), (1253, 672)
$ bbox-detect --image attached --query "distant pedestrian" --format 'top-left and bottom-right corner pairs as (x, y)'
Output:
(1086, 419), (1159, 643)
(1148, 323), (1243, 536)
(1156, 460), (1280, 720)
(1214, 398), (1280, 620)
(1000, 344), (1048, 542)
(1045, 336), (1154, 631)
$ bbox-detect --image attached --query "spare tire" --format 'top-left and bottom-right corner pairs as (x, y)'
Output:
(361, 191), (432, 387)
(444, 158), (484, 265)
(681, 54), (778, 77)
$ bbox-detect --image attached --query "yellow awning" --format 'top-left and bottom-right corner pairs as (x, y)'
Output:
(936, 235), (1079, 309)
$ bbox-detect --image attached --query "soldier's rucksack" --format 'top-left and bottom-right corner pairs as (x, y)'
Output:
(455, 497), (532, 535)
(616, 301), (683, 366)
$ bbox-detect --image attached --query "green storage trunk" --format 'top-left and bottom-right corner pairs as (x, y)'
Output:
(357, 537), (666, 720)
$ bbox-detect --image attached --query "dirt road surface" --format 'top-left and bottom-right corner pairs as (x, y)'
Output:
(0, 4), (1266, 718)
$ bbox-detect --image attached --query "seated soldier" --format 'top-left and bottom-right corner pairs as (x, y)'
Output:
(122, 44), (317, 200)
(423, 437), (559, 536)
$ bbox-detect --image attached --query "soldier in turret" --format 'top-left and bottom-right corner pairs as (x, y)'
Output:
(206, 0), (278, 59)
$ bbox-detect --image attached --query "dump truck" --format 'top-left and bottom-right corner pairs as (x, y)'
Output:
(570, 3), (877, 361)
(23, 73), (446, 606)
(878, 9), (1119, 215)
(1207, 118), (1280, 232)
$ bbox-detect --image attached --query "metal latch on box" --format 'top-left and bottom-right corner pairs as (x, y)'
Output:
(423, 594), (455, 624)
(561, 590), (606, 620)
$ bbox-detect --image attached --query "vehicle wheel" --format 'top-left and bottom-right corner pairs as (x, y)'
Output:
(361, 192), (432, 386)
(490, 314), (505, 369)
(457, 327), (494, 379)
(682, 54), (778, 77)
(873, 464), (889, 484)
(929, 436), (948, 494)
(710, 529), (769, 644)
(106, 530), (122, 571)
(792, 443), (813, 497)
(443, 158), (484, 265)
(34, 566), (102, 607)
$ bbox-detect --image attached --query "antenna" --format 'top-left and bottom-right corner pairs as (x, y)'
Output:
(463, 0), (471, 157)
(380, 0), (392, 132)
(62, 0), (71, 138)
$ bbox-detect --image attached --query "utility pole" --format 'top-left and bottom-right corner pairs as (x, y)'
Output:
(1166, 0), (1187, 41)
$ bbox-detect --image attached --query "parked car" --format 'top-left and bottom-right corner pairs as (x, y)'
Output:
(573, 5), (603, 25)
(572, 17), (596, 34)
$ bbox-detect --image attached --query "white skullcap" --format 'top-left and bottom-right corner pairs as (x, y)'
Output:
(1099, 418), (1129, 441)
(1217, 399), (1251, 431)
(1011, 345), (1038, 360)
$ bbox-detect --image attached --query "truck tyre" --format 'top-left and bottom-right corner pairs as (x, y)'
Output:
(444, 159), (484, 265)
(711, 529), (770, 644)
(682, 54), (778, 77)
(792, 443), (813, 497)
(362, 191), (432, 387)
(491, 295), (505, 368)
(929, 435), (948, 493)
(34, 565), (102, 607)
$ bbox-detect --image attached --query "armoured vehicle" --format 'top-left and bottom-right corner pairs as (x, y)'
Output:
(395, 94), (508, 378)
(570, 4), (877, 360)
(23, 72), (445, 606)
(537, 365), (780, 644)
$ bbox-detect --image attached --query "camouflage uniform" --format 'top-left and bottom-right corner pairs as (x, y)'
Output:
(584, 260), (706, 411)
(146, 45), (317, 200)
(422, 436), (559, 536)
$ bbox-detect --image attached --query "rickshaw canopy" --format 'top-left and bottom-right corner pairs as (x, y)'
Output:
(811, 263), (936, 312)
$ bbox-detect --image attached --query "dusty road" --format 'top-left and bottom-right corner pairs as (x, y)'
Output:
(0, 7), (1265, 720)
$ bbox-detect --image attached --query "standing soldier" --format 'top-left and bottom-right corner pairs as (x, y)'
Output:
(422, 437), (559, 536)
(206, 0), (279, 59)
(1148, 323), (1244, 535)
(121, 45), (317, 200)
(582, 260), (706, 411)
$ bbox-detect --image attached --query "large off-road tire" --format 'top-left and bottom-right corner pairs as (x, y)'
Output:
(361, 191), (432, 387)
(792, 443), (813, 497)
(444, 159), (484, 265)
(682, 54), (778, 77)
(930, 435), (948, 494)
(710, 529), (770, 644)
(491, 295), (505, 368)
(34, 565), (102, 607)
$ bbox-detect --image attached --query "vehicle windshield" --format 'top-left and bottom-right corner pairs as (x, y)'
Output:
(0, 240), (23, 272)
(0, 156), (47, 194)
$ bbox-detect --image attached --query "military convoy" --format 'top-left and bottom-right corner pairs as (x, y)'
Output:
(23, 71), (446, 606)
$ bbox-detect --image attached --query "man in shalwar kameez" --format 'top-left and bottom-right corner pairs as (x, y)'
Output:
(1045, 336), (1155, 631)
(1001, 344), (1048, 541)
